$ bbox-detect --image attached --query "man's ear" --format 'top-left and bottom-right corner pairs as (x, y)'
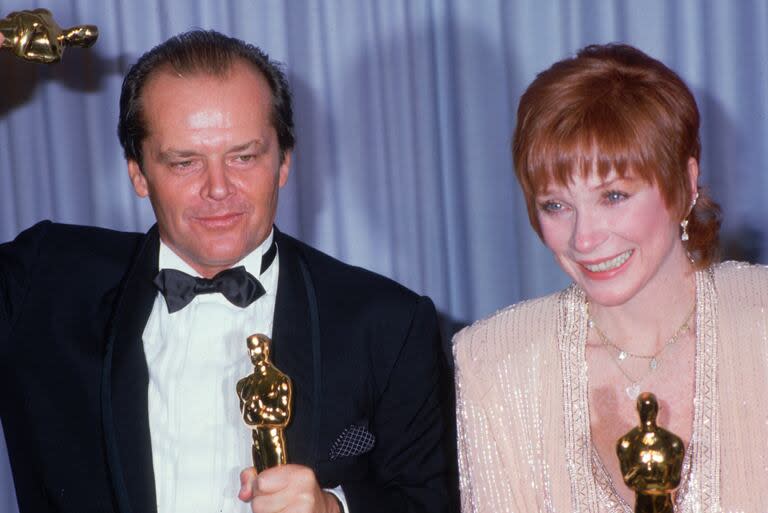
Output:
(127, 160), (149, 198)
(278, 151), (291, 188)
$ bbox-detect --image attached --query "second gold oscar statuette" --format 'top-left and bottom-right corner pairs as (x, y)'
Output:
(616, 392), (685, 513)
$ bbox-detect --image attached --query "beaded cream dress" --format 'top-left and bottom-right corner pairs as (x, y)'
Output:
(453, 262), (768, 512)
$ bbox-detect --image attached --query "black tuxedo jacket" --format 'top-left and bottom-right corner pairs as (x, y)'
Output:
(0, 221), (450, 513)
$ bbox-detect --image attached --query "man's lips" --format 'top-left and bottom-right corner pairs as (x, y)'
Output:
(191, 212), (244, 227)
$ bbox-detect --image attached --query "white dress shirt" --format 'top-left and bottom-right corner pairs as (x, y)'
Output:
(143, 230), (347, 513)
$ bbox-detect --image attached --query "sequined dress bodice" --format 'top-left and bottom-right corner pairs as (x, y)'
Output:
(454, 263), (768, 512)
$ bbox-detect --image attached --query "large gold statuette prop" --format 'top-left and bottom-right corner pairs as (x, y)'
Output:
(616, 392), (684, 513)
(236, 334), (293, 472)
(0, 8), (98, 63)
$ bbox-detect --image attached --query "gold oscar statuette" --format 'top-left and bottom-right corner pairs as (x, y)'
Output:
(236, 334), (293, 472)
(0, 8), (98, 63)
(616, 392), (685, 513)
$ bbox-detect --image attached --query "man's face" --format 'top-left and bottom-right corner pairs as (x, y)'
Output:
(128, 61), (290, 277)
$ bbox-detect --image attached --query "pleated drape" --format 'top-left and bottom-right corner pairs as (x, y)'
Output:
(2, 1), (768, 510)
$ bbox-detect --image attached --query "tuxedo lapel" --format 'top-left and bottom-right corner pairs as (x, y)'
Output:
(102, 226), (159, 513)
(272, 230), (320, 468)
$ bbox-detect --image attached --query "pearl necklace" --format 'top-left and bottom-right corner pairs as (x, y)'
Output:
(587, 303), (695, 399)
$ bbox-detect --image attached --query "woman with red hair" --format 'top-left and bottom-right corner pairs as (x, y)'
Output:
(454, 43), (766, 511)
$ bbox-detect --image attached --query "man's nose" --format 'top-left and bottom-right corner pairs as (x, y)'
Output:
(202, 161), (233, 200)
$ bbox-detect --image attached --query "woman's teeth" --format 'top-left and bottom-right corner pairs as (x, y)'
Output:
(585, 250), (632, 272)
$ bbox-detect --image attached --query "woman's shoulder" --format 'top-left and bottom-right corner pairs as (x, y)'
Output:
(711, 260), (768, 305)
(452, 290), (563, 379)
(712, 260), (768, 292)
(713, 260), (768, 278)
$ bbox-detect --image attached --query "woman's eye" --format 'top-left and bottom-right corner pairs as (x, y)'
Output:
(605, 190), (628, 203)
(539, 201), (563, 213)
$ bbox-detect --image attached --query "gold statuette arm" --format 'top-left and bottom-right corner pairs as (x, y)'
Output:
(0, 9), (98, 63)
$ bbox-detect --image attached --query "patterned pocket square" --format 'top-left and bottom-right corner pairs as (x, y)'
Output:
(329, 424), (376, 460)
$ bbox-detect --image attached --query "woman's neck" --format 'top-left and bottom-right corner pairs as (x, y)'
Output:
(587, 253), (697, 355)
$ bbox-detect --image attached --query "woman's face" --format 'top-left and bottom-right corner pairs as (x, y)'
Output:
(536, 170), (691, 307)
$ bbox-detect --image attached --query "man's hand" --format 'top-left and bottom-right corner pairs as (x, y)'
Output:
(238, 464), (341, 513)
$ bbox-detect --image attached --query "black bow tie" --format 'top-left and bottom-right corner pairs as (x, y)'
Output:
(154, 239), (277, 313)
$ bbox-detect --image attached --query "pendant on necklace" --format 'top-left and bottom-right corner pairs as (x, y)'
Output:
(649, 357), (659, 370)
(625, 383), (641, 400)
(618, 350), (628, 361)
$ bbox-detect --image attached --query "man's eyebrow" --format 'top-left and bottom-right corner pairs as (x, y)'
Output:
(156, 140), (265, 161)
(227, 140), (262, 153)
(157, 149), (199, 162)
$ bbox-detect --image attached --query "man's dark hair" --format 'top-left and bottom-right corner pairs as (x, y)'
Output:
(117, 30), (295, 167)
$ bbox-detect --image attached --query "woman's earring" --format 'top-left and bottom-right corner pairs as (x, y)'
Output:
(680, 191), (699, 242)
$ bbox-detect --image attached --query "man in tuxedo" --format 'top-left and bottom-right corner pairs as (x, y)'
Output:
(0, 30), (450, 513)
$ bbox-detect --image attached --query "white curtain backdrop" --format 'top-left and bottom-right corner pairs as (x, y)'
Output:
(2, 1), (767, 510)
